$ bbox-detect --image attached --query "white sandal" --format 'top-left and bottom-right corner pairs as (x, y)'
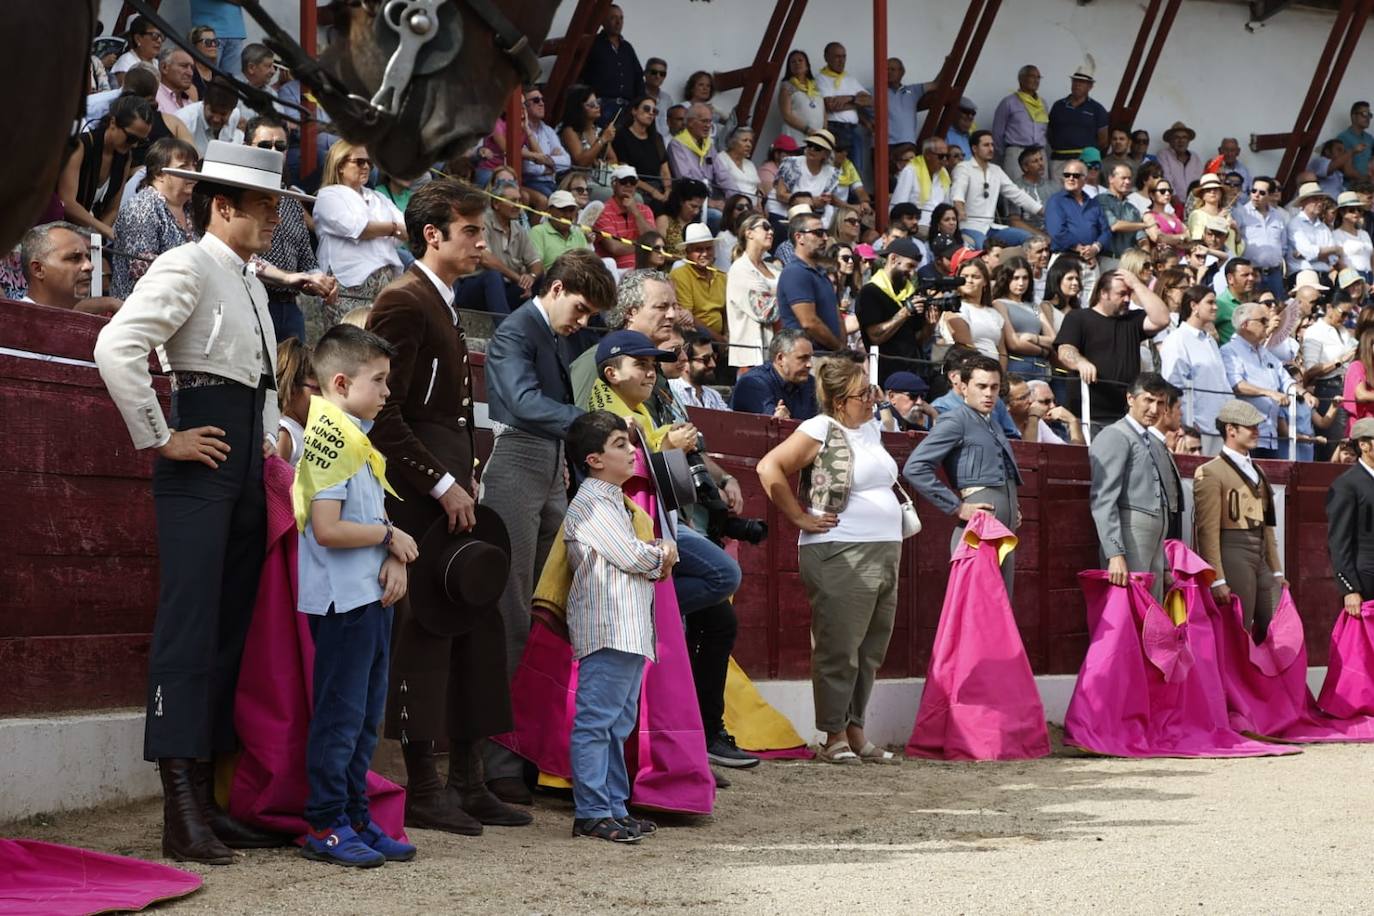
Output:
(853, 742), (900, 765)
(817, 739), (861, 766)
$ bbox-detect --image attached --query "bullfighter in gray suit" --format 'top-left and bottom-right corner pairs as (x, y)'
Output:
(1089, 372), (1179, 602)
(904, 355), (1023, 595)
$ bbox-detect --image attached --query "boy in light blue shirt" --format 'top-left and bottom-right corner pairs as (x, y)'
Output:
(296, 324), (418, 867)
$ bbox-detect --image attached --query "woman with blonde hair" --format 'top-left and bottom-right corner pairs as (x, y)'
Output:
(312, 141), (406, 326)
(757, 351), (903, 766)
(726, 213), (780, 373)
(273, 337), (316, 466)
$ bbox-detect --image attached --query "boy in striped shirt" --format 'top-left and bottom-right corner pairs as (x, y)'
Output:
(564, 411), (678, 843)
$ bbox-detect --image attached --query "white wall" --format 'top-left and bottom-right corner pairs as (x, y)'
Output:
(101, 0), (1369, 175)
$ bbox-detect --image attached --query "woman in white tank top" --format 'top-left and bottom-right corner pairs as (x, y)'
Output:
(938, 257), (1009, 366)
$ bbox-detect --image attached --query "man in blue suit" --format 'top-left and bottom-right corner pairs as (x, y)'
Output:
(479, 249), (617, 804)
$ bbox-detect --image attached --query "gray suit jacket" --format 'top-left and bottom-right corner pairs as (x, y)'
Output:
(1089, 417), (1170, 559)
(904, 399), (1022, 516)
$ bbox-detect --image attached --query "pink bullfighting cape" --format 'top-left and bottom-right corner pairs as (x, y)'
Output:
(496, 446), (716, 814)
(1204, 570), (1374, 743)
(228, 456), (408, 838)
(1063, 541), (1291, 758)
(0, 840), (201, 915)
(906, 512), (1050, 760)
(1319, 599), (1374, 717)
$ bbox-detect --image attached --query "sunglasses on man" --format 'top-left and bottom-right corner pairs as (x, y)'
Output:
(255, 140), (289, 152)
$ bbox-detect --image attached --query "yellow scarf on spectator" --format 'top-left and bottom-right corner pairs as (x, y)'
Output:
(674, 129), (711, 163)
(818, 66), (846, 89)
(1016, 90), (1049, 124)
(908, 155), (950, 204)
(868, 266), (915, 305)
(292, 396), (398, 533)
(586, 380), (670, 452)
(788, 75), (820, 98)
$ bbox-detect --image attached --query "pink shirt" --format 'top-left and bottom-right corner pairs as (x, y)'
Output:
(1344, 360), (1374, 435)
(155, 82), (190, 114)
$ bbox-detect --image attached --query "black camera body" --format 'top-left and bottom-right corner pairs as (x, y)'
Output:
(918, 275), (965, 313)
(684, 450), (768, 546)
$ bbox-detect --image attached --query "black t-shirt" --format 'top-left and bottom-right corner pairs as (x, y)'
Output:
(613, 128), (668, 193)
(857, 281), (927, 382)
(1053, 306), (1152, 423)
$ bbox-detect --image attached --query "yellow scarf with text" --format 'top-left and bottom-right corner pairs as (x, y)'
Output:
(291, 396), (399, 533)
(1016, 90), (1049, 124)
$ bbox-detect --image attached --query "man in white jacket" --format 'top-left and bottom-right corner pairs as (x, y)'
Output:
(951, 130), (1042, 248)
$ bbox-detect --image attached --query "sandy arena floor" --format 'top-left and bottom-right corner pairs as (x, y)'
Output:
(9, 730), (1374, 915)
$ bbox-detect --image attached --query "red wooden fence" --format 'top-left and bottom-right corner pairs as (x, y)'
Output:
(0, 299), (1349, 715)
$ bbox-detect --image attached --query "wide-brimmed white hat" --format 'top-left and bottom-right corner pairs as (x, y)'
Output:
(1292, 268), (1329, 291)
(1291, 181), (1332, 205)
(682, 222), (715, 247)
(163, 140), (313, 201)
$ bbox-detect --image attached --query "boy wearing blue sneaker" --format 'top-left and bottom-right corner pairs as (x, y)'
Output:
(564, 411), (678, 843)
(294, 324), (419, 867)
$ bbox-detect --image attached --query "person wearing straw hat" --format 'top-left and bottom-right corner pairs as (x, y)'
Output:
(1286, 180), (1346, 276)
(1333, 190), (1374, 284)
(1193, 399), (1285, 643)
(1157, 122), (1203, 202)
(1046, 56), (1108, 182)
(94, 139), (312, 863)
(669, 222), (727, 342)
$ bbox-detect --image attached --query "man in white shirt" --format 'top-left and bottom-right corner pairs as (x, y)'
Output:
(892, 137), (951, 236)
(17, 221), (121, 315)
(175, 81), (245, 156)
(1233, 176), (1288, 301)
(520, 86), (571, 198)
(1158, 286), (1230, 455)
(818, 42), (874, 187)
(951, 130), (1042, 247)
(669, 332), (730, 410)
(1286, 181), (1346, 274)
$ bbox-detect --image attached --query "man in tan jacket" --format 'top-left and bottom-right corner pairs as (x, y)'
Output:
(1192, 399), (1285, 642)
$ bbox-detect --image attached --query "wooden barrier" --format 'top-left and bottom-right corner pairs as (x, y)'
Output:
(0, 299), (1350, 714)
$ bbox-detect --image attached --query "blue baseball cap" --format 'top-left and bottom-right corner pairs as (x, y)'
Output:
(595, 329), (677, 365)
(884, 371), (929, 395)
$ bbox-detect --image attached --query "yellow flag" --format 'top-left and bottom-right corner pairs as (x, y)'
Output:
(291, 396), (399, 532)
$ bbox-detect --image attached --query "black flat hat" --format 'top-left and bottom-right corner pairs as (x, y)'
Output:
(408, 504), (511, 637)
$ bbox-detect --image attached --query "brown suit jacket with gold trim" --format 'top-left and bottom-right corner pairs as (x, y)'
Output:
(367, 264), (477, 496)
(1192, 452), (1281, 582)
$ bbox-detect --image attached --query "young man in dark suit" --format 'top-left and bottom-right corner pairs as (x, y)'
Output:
(1327, 418), (1374, 619)
(367, 181), (529, 835)
(479, 248), (618, 803)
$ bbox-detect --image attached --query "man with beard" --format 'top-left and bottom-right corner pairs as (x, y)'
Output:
(668, 331), (730, 411)
(857, 237), (928, 380)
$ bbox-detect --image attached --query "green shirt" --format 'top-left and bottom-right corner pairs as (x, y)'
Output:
(1215, 289), (1240, 345)
(529, 221), (591, 270)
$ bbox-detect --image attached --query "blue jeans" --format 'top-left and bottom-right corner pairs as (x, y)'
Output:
(964, 226), (1033, 248)
(217, 39), (245, 85)
(672, 523), (742, 615)
(570, 648), (645, 819)
(268, 298), (305, 343)
(304, 601), (393, 829)
(455, 270), (525, 315)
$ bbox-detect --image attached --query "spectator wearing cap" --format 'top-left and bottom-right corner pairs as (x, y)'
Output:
(1233, 175), (1289, 301)
(758, 134), (799, 201)
(858, 237), (930, 379)
(1287, 181), (1346, 275)
(777, 211), (844, 351)
(1046, 58), (1108, 181)
(1044, 158), (1111, 300)
(946, 98), (978, 160)
(530, 190), (592, 267)
(670, 223), (727, 341)
(1193, 399), (1285, 642)
(892, 137), (952, 237)
(1079, 147), (1104, 199)
(992, 65), (1048, 183)
(1157, 122), (1204, 200)
(1159, 285), (1230, 455)
(950, 130), (1042, 249)
(1220, 301), (1291, 458)
(878, 370), (936, 431)
(930, 345), (1021, 439)
(768, 130), (840, 230)
(818, 42), (874, 188)
(594, 164), (656, 269)
(730, 328), (817, 420)
(579, 4), (644, 128)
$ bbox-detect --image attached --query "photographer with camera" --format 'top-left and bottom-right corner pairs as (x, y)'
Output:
(857, 237), (939, 381)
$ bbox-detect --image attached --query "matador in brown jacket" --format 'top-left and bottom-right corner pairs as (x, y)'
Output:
(366, 182), (530, 834)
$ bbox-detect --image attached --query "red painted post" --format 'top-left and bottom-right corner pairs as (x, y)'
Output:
(873, 0), (888, 230)
(505, 88), (524, 178)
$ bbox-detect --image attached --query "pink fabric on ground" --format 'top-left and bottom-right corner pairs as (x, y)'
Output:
(1318, 600), (1374, 717)
(906, 512), (1050, 761)
(497, 448), (715, 814)
(229, 456), (408, 839)
(0, 839), (201, 915)
(1063, 558), (1292, 759)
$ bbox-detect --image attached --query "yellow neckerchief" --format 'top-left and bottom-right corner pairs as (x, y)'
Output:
(868, 265), (915, 305)
(788, 75), (820, 98)
(836, 158), (861, 188)
(532, 499), (656, 623)
(292, 396), (399, 533)
(674, 128), (710, 162)
(586, 379), (671, 451)
(1015, 90), (1049, 124)
(818, 66), (846, 89)
(908, 154), (951, 203)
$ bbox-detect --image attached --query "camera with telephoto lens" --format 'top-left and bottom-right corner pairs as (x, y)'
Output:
(684, 450), (769, 546)
(915, 275), (965, 313)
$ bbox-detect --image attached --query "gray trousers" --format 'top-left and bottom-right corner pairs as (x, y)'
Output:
(951, 481), (1018, 598)
(478, 429), (568, 780)
(799, 540), (902, 734)
(1101, 507), (1167, 602)
(1221, 528), (1278, 641)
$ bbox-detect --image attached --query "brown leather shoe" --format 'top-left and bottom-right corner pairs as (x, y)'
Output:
(402, 741), (483, 835)
(159, 758), (235, 865)
(190, 761), (291, 849)
(451, 743), (533, 826)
